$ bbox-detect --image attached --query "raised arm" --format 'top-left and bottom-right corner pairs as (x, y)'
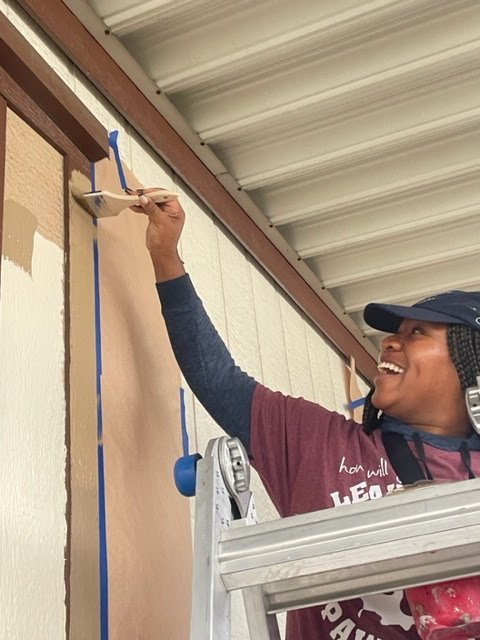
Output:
(131, 193), (257, 450)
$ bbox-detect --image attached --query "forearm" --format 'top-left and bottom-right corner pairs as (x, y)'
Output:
(157, 274), (257, 451)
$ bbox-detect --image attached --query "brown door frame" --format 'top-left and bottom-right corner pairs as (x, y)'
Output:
(0, 96), (6, 289)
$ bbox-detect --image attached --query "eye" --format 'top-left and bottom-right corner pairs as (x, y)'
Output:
(412, 326), (426, 335)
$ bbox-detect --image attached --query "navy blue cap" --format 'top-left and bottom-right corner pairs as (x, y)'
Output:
(364, 290), (480, 333)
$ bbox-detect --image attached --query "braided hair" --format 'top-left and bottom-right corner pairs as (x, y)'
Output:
(363, 323), (480, 434)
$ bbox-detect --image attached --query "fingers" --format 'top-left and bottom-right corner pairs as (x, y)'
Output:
(141, 187), (167, 195)
(129, 193), (184, 220)
(129, 195), (164, 215)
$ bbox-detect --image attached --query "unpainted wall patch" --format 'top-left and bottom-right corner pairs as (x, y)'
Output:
(2, 200), (38, 274)
(5, 108), (64, 249)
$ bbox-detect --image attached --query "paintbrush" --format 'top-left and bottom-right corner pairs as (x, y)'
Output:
(72, 187), (180, 218)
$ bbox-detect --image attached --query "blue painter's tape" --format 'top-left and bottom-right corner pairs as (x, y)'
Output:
(93, 236), (102, 384)
(97, 442), (109, 639)
(90, 162), (96, 192)
(350, 397), (366, 410)
(180, 387), (189, 457)
(108, 130), (128, 190)
(92, 161), (109, 640)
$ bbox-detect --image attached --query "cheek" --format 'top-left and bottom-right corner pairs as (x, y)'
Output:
(421, 352), (461, 391)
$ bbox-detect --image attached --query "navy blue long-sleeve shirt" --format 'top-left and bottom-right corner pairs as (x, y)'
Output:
(157, 273), (257, 451)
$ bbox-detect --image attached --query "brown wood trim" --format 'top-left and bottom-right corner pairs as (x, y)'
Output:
(68, 160), (102, 640)
(0, 96), (6, 291)
(0, 67), (97, 167)
(63, 153), (72, 640)
(16, 0), (377, 381)
(0, 11), (108, 162)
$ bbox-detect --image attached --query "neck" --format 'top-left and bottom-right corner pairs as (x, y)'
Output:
(386, 415), (473, 438)
(411, 422), (472, 437)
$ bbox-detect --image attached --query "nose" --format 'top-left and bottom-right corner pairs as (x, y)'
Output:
(381, 332), (403, 352)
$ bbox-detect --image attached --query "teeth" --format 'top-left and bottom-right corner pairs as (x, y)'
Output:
(378, 361), (405, 374)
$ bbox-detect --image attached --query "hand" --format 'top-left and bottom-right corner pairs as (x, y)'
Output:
(130, 189), (186, 282)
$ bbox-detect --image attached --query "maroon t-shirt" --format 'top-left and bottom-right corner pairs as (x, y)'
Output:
(250, 384), (480, 640)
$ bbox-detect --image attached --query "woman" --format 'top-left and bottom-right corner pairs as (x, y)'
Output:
(132, 194), (480, 639)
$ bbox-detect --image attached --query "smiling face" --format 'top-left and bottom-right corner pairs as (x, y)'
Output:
(372, 319), (470, 436)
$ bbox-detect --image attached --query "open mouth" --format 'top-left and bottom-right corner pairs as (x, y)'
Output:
(377, 362), (405, 375)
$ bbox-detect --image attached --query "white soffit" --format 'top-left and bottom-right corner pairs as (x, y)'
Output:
(85, 0), (480, 349)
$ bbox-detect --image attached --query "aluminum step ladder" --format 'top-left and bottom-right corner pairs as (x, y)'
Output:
(190, 435), (480, 639)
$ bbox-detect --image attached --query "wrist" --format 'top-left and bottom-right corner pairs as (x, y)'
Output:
(150, 250), (185, 282)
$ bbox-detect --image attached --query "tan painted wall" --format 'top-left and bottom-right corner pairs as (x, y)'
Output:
(94, 154), (192, 640)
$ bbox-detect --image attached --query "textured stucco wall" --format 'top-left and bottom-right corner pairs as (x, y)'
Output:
(0, 108), (67, 640)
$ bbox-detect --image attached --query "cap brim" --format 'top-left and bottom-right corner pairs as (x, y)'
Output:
(363, 303), (461, 333)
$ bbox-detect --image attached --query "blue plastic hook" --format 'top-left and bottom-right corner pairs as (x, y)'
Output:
(174, 388), (202, 497)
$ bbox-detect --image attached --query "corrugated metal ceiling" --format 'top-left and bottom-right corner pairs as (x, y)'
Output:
(85, 0), (480, 349)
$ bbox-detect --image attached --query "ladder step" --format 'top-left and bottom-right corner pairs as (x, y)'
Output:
(219, 479), (480, 614)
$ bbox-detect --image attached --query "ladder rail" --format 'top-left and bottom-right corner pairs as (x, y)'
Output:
(242, 586), (281, 640)
(190, 439), (233, 640)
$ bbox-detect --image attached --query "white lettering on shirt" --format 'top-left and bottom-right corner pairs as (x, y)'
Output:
(321, 602), (342, 622)
(330, 481), (402, 506)
(320, 602), (384, 640)
(367, 458), (388, 478)
(331, 618), (355, 639)
(339, 456), (364, 474)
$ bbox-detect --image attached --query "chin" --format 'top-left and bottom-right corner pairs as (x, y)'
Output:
(371, 393), (397, 420)
(371, 390), (385, 412)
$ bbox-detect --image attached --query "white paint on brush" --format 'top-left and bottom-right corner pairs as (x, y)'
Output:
(0, 234), (67, 640)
